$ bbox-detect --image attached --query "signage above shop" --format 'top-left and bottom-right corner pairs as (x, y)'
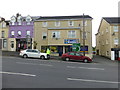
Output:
(64, 39), (79, 44)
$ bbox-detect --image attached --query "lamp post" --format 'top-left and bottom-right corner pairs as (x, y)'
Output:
(83, 13), (85, 56)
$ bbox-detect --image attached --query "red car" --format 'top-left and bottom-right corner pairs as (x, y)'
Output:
(61, 52), (92, 63)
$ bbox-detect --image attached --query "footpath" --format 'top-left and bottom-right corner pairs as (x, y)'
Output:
(1, 51), (118, 65)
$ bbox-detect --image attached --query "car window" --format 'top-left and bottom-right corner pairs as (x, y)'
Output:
(32, 50), (38, 53)
(69, 53), (75, 55)
(26, 49), (32, 52)
(75, 53), (81, 56)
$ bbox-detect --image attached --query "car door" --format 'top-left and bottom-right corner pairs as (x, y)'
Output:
(32, 50), (40, 58)
(74, 53), (83, 60)
(26, 49), (33, 57)
(68, 52), (76, 60)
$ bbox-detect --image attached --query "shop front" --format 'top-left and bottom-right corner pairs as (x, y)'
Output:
(16, 38), (32, 51)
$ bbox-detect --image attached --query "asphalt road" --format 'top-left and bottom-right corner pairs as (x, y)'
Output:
(2, 56), (119, 88)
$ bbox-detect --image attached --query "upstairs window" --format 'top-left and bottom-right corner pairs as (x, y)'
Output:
(55, 21), (60, 27)
(42, 32), (47, 39)
(11, 31), (15, 37)
(113, 26), (118, 32)
(26, 31), (30, 36)
(68, 30), (76, 38)
(43, 21), (47, 27)
(114, 38), (118, 45)
(18, 31), (22, 36)
(68, 21), (74, 26)
(52, 31), (60, 38)
(1, 31), (5, 38)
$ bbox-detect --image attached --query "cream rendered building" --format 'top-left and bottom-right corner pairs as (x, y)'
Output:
(0, 18), (10, 51)
(96, 17), (120, 60)
(34, 15), (93, 57)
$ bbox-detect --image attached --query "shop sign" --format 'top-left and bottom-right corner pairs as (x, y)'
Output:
(72, 43), (80, 52)
(64, 39), (79, 44)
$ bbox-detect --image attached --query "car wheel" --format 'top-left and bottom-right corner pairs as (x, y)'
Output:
(23, 54), (28, 58)
(41, 56), (45, 60)
(65, 57), (70, 61)
(84, 59), (88, 63)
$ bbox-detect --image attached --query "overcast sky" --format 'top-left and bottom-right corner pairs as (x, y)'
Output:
(0, 0), (119, 47)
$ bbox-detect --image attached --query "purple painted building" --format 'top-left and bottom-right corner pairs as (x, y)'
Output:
(9, 13), (40, 51)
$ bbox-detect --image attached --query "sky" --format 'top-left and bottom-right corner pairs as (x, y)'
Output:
(0, 0), (119, 47)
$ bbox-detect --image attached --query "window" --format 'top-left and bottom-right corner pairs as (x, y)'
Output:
(113, 26), (118, 32)
(106, 27), (108, 32)
(1, 31), (5, 38)
(52, 31), (60, 38)
(42, 32), (47, 39)
(69, 52), (75, 55)
(114, 38), (118, 45)
(18, 31), (22, 36)
(26, 31), (30, 36)
(11, 41), (14, 48)
(81, 21), (87, 26)
(82, 32), (87, 39)
(106, 39), (108, 44)
(26, 49), (32, 52)
(11, 31), (15, 37)
(68, 31), (76, 38)
(3, 39), (7, 48)
(68, 21), (74, 26)
(43, 21), (47, 27)
(55, 21), (60, 27)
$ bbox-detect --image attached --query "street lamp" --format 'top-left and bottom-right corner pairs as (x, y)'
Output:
(83, 13), (86, 56)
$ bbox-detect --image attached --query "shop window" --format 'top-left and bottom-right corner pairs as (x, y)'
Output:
(50, 46), (58, 53)
(11, 41), (14, 48)
(3, 39), (7, 48)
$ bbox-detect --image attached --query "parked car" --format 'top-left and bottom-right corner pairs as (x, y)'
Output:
(61, 52), (92, 63)
(19, 49), (50, 60)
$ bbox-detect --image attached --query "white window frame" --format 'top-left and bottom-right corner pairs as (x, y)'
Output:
(52, 31), (60, 38)
(68, 30), (76, 38)
(114, 38), (118, 45)
(18, 31), (22, 36)
(55, 21), (60, 27)
(26, 31), (30, 36)
(42, 32), (47, 39)
(11, 31), (15, 37)
(42, 21), (47, 27)
(3, 39), (7, 48)
(1, 31), (5, 38)
(68, 21), (74, 26)
(113, 26), (118, 32)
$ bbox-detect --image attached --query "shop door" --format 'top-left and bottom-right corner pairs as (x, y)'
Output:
(58, 46), (63, 56)
(115, 50), (119, 60)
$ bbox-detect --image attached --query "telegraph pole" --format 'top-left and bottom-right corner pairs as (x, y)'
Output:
(83, 13), (85, 56)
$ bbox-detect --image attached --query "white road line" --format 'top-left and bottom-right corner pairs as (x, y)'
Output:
(0, 71), (36, 77)
(67, 78), (119, 84)
(16, 62), (53, 67)
(67, 66), (104, 70)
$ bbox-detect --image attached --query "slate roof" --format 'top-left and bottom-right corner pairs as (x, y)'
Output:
(103, 17), (120, 24)
(36, 15), (92, 20)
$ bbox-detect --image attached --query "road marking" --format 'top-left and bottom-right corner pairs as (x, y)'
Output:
(0, 71), (36, 77)
(16, 62), (53, 67)
(67, 66), (104, 70)
(67, 78), (119, 84)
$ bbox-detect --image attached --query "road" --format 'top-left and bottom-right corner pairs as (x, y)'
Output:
(2, 56), (119, 88)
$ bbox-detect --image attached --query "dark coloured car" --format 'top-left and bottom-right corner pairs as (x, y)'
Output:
(61, 52), (92, 63)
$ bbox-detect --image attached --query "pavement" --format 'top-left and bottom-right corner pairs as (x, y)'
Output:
(1, 51), (118, 65)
